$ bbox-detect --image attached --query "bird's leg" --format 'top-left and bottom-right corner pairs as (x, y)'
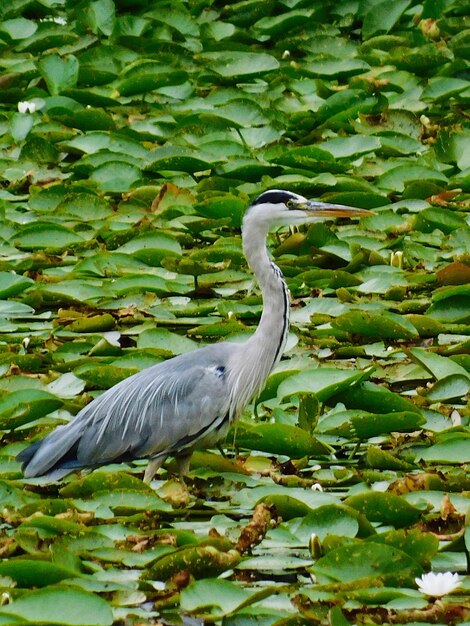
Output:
(175, 453), (192, 480)
(217, 442), (227, 458)
(143, 456), (165, 484)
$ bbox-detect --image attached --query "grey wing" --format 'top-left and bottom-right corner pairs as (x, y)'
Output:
(22, 346), (232, 477)
(80, 358), (231, 463)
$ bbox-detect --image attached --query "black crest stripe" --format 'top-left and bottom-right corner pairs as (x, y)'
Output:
(252, 190), (298, 205)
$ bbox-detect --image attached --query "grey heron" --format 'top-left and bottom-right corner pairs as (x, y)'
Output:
(18, 190), (371, 483)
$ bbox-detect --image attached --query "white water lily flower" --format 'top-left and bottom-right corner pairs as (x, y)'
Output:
(415, 571), (462, 597)
(18, 101), (36, 114)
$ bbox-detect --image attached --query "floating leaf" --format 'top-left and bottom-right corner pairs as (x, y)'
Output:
(15, 223), (85, 250)
(0, 588), (113, 626)
(351, 411), (425, 439)
(333, 310), (419, 340)
(362, 0), (412, 39)
(378, 165), (447, 192)
(278, 368), (370, 402)
(181, 579), (255, 615)
(0, 559), (80, 587)
(89, 161), (141, 193)
(425, 374), (470, 402)
(366, 446), (416, 471)
(330, 382), (421, 414)
(116, 63), (187, 97)
(311, 541), (423, 587)
(83, 489), (172, 514)
(427, 285), (470, 323)
(234, 422), (331, 458)
(38, 54), (79, 95)
(415, 434), (470, 464)
(408, 347), (470, 381)
(0, 389), (63, 430)
(117, 232), (181, 266)
(368, 528), (438, 567)
(288, 504), (360, 542)
(136, 328), (197, 355)
(199, 51), (279, 77)
(344, 492), (422, 527)
(319, 135), (381, 158)
(415, 207), (466, 234)
(0, 272), (34, 298)
(146, 146), (215, 174)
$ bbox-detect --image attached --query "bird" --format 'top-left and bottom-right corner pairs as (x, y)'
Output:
(18, 190), (371, 483)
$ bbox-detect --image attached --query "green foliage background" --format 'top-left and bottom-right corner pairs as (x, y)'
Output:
(0, 0), (469, 624)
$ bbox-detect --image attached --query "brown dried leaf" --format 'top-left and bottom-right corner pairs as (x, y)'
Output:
(235, 502), (277, 554)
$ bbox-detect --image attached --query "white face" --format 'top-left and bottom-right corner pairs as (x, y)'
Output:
(245, 189), (371, 229)
(246, 189), (316, 228)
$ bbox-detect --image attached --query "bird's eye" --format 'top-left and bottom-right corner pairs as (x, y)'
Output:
(286, 200), (295, 209)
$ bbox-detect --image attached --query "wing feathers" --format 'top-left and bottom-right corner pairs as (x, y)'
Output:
(20, 344), (234, 477)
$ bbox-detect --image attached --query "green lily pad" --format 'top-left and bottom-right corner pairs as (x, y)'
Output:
(415, 207), (467, 234)
(38, 53), (79, 95)
(89, 161), (142, 192)
(116, 63), (187, 96)
(427, 285), (470, 323)
(362, 0), (412, 39)
(0, 559), (80, 587)
(288, 504), (360, 542)
(408, 347), (470, 381)
(368, 528), (438, 566)
(366, 446), (416, 471)
(234, 422), (331, 458)
(333, 310), (419, 340)
(117, 232), (182, 266)
(311, 541), (423, 587)
(136, 328), (197, 355)
(0, 272), (34, 297)
(415, 433), (470, 464)
(345, 492), (423, 528)
(351, 411), (425, 439)
(278, 368), (370, 402)
(15, 223), (85, 251)
(425, 374), (470, 402)
(199, 51), (279, 78)
(378, 165), (447, 192)
(329, 381), (421, 414)
(0, 389), (63, 430)
(146, 146), (215, 174)
(181, 579), (255, 615)
(147, 545), (240, 581)
(0, 587), (113, 625)
(81, 488), (172, 515)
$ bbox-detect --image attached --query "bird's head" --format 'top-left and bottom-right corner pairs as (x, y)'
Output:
(245, 189), (373, 228)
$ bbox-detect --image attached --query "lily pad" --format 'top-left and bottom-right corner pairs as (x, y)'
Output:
(333, 310), (419, 340)
(0, 559), (80, 587)
(278, 368), (370, 402)
(0, 389), (63, 430)
(199, 51), (279, 78)
(0, 272), (34, 298)
(15, 223), (85, 250)
(234, 422), (331, 458)
(311, 541), (422, 587)
(116, 232), (182, 266)
(0, 588), (113, 625)
(344, 492), (422, 528)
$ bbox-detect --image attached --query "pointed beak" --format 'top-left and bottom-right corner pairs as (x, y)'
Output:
(301, 200), (374, 218)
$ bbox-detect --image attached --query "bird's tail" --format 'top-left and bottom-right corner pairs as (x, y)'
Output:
(17, 420), (83, 479)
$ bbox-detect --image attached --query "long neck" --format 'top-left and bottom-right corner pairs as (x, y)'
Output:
(228, 213), (290, 417)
